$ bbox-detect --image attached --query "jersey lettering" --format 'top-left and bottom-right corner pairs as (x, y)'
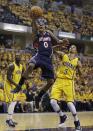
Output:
(44, 42), (48, 48)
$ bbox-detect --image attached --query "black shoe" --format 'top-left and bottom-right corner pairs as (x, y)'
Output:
(59, 114), (67, 127)
(11, 85), (21, 93)
(6, 119), (15, 127)
(74, 120), (82, 131)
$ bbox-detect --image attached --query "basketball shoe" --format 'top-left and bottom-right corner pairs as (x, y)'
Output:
(6, 119), (17, 127)
(58, 114), (67, 128)
(74, 120), (82, 131)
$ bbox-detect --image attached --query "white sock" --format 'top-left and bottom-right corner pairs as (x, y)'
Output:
(67, 102), (79, 121)
(50, 99), (64, 116)
(7, 101), (17, 120)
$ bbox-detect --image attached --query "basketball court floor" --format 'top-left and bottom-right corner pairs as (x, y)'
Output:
(0, 112), (93, 131)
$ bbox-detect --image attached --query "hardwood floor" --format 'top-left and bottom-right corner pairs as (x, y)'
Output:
(0, 112), (93, 131)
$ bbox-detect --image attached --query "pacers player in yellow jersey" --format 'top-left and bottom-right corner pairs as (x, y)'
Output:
(50, 45), (84, 131)
(5, 53), (26, 127)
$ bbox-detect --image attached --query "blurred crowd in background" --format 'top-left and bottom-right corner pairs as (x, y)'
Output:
(0, 49), (93, 113)
(0, 0), (93, 113)
(0, 0), (93, 36)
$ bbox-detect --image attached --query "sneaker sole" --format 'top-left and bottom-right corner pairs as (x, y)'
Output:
(76, 128), (82, 131)
(58, 123), (66, 128)
(58, 116), (68, 128)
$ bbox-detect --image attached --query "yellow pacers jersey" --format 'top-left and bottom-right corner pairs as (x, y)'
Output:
(57, 54), (78, 79)
(5, 62), (23, 103)
(6, 62), (23, 90)
(12, 62), (23, 85)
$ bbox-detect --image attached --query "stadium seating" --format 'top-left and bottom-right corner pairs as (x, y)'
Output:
(0, 0), (93, 36)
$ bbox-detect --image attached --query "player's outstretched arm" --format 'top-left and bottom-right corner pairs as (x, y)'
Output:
(47, 29), (70, 49)
(55, 50), (65, 57)
(53, 49), (65, 60)
(46, 30), (63, 44)
(47, 30), (70, 46)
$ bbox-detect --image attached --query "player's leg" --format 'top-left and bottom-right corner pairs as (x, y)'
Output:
(4, 83), (17, 127)
(64, 80), (82, 131)
(6, 101), (17, 127)
(35, 66), (54, 110)
(6, 91), (26, 127)
(50, 78), (67, 127)
(40, 58), (55, 93)
(35, 78), (54, 109)
(67, 102), (81, 131)
(38, 64), (55, 99)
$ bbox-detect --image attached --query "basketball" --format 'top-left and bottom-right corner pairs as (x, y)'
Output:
(30, 6), (43, 19)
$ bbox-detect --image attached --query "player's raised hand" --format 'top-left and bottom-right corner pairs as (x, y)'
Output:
(58, 38), (69, 46)
(57, 39), (69, 50)
(58, 39), (63, 44)
(62, 38), (69, 46)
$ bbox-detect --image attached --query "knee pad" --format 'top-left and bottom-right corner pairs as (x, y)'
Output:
(73, 114), (77, 117)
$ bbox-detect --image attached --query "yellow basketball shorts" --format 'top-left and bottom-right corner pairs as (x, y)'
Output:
(4, 83), (26, 103)
(50, 78), (75, 102)
(5, 90), (26, 103)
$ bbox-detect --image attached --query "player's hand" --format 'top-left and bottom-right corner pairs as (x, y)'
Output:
(58, 39), (69, 49)
(11, 84), (22, 93)
(58, 40), (63, 44)
(62, 38), (69, 46)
